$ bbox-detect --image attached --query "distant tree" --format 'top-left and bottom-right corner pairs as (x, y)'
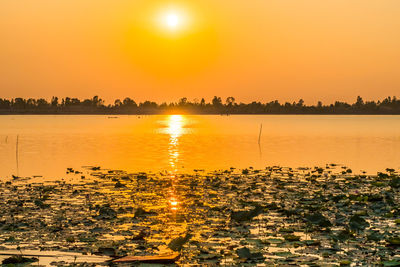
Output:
(356, 96), (364, 106)
(140, 101), (157, 109)
(122, 97), (137, 107)
(71, 98), (81, 106)
(0, 99), (10, 109)
(51, 97), (59, 108)
(82, 99), (92, 107)
(114, 99), (122, 107)
(64, 97), (71, 107)
(179, 97), (188, 106)
(37, 98), (49, 109)
(212, 96), (222, 107)
(92, 96), (104, 107)
(13, 98), (26, 110)
(27, 98), (36, 109)
(226, 97), (235, 106)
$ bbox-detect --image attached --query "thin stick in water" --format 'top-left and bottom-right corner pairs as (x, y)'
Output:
(258, 123), (263, 145)
(16, 135), (19, 177)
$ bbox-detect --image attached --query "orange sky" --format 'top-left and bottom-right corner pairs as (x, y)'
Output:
(1, 0), (400, 104)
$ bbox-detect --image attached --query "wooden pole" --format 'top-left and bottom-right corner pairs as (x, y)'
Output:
(16, 135), (19, 177)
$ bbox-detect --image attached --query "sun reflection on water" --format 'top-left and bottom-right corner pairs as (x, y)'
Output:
(166, 115), (185, 171)
(167, 115), (185, 139)
(165, 115), (187, 212)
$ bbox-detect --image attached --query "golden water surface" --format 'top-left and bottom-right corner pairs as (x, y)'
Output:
(0, 115), (400, 178)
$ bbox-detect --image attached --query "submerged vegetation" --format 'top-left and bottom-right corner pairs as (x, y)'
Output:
(1, 165), (400, 265)
(2, 95), (400, 114)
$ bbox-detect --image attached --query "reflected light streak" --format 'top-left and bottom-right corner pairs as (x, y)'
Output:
(166, 115), (186, 212)
(167, 115), (184, 139)
(169, 195), (179, 211)
(167, 115), (185, 171)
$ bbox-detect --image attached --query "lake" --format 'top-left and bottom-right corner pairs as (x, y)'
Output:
(0, 115), (399, 178)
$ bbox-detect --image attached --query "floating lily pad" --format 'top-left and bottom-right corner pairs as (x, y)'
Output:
(383, 260), (400, 267)
(283, 234), (300, 242)
(266, 238), (284, 244)
(334, 229), (354, 242)
(387, 237), (400, 246)
(303, 240), (321, 246)
(168, 233), (192, 251)
(340, 259), (351, 266)
(2, 255), (38, 264)
(236, 247), (264, 260)
(349, 214), (369, 232)
(305, 212), (332, 227)
(231, 205), (263, 222)
(365, 231), (383, 242)
(274, 251), (293, 257)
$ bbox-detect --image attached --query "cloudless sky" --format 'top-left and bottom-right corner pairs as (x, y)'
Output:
(1, 0), (400, 104)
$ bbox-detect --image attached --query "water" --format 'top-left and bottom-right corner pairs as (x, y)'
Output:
(0, 115), (399, 178)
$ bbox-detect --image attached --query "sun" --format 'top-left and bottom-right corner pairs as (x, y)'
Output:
(166, 13), (180, 29)
(156, 8), (189, 33)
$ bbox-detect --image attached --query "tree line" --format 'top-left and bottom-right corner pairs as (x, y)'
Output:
(1, 96), (400, 114)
